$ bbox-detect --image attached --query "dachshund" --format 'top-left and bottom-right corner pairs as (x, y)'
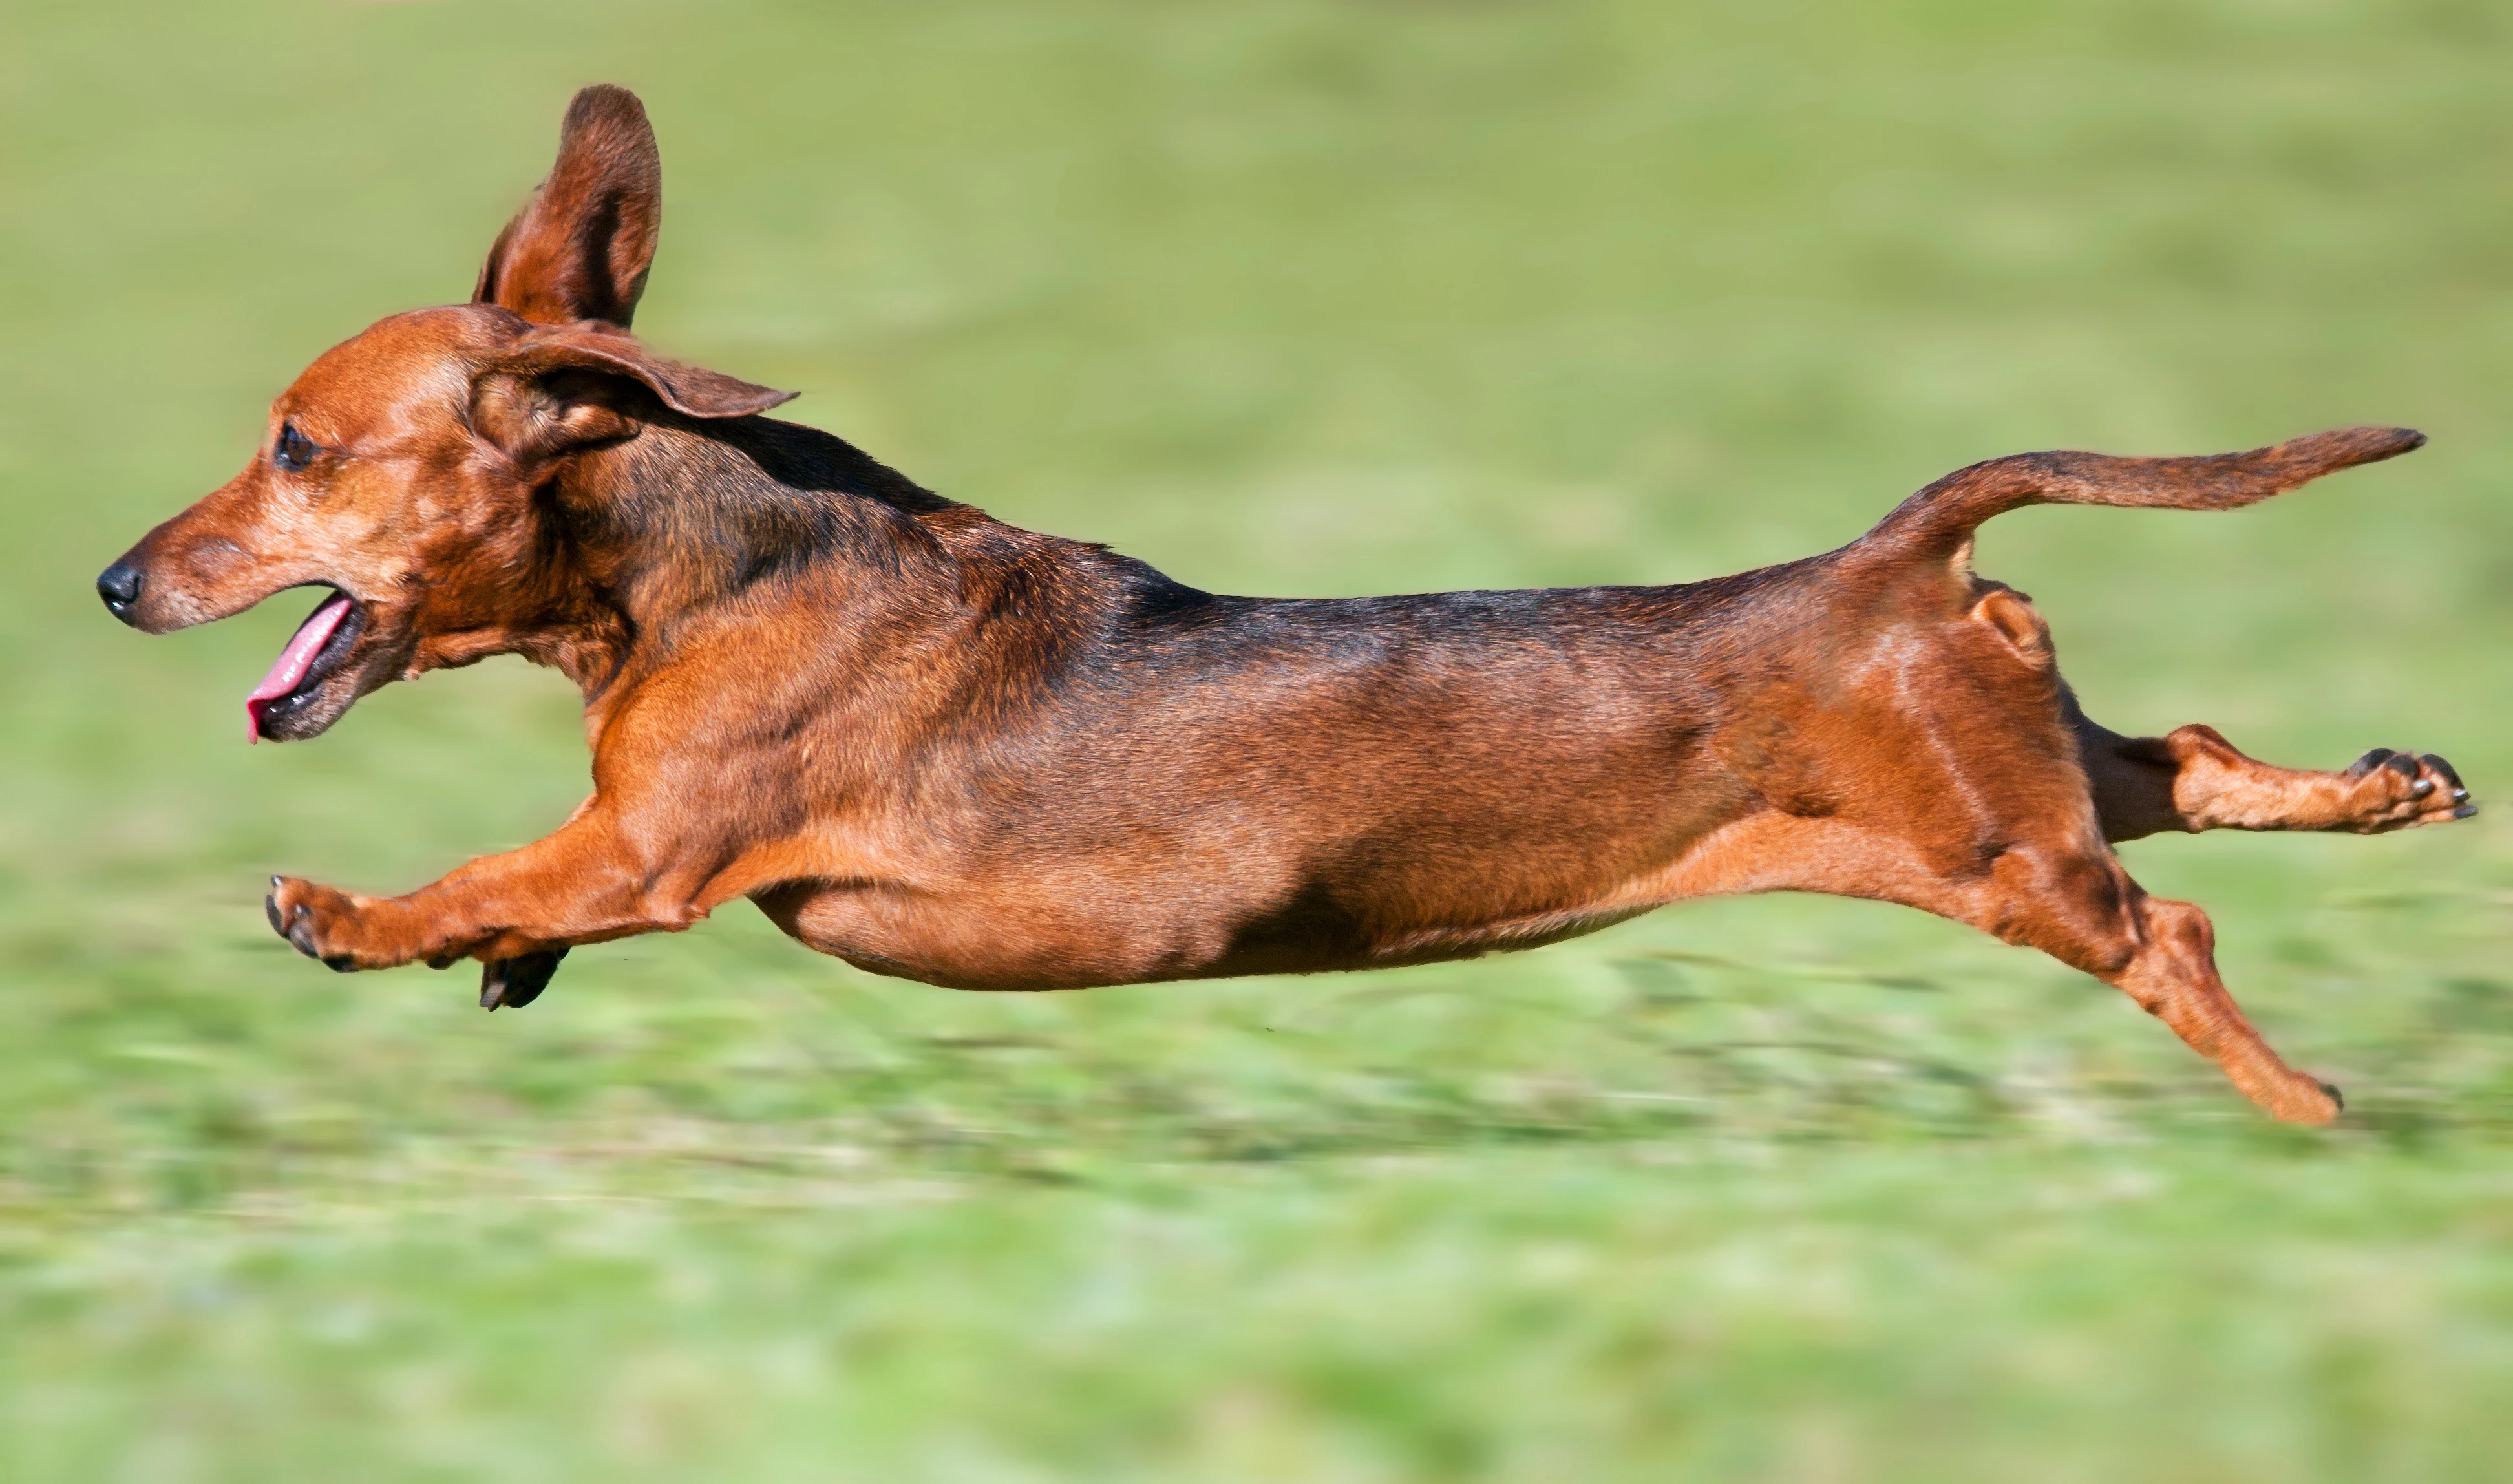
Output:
(99, 85), (2472, 1124)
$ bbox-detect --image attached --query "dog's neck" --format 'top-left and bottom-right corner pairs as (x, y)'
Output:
(419, 412), (1202, 737)
(509, 418), (949, 694)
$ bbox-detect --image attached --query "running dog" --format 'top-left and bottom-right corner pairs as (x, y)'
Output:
(98, 86), (2472, 1123)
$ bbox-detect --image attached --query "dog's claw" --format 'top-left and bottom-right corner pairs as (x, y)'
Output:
(2318, 1081), (2345, 1114)
(2420, 754), (2470, 804)
(480, 948), (568, 1011)
(265, 895), (285, 936)
(285, 904), (319, 959)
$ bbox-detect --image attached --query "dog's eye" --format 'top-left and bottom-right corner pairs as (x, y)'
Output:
(273, 422), (319, 472)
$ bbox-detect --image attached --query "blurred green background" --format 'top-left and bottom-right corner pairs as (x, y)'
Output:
(5, 1), (2511, 1479)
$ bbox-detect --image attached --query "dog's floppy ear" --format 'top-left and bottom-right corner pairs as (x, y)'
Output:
(471, 324), (796, 461)
(507, 325), (796, 418)
(474, 85), (663, 328)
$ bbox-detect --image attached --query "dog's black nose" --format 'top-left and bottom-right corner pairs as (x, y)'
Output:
(97, 560), (143, 620)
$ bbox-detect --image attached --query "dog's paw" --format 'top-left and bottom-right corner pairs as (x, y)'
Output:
(265, 875), (390, 971)
(2269, 1077), (2344, 1127)
(2337, 749), (2474, 833)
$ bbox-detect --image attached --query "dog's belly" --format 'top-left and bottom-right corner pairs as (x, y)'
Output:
(752, 877), (1664, 990)
(748, 802), (1734, 991)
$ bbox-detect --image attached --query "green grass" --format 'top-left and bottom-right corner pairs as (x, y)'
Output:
(6, 1), (2513, 1478)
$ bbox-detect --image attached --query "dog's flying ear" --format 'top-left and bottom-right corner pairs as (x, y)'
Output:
(472, 325), (796, 461)
(474, 85), (663, 328)
(507, 326), (796, 418)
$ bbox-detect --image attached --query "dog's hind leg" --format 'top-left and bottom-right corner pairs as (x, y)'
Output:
(2066, 693), (2474, 843)
(1663, 813), (2344, 1123)
(2061, 875), (2345, 1125)
(1993, 852), (2342, 1124)
(1664, 581), (2365, 1121)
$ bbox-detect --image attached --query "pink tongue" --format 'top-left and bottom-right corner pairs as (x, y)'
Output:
(246, 591), (354, 742)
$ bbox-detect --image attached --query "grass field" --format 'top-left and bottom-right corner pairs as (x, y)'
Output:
(6, 1), (2513, 1478)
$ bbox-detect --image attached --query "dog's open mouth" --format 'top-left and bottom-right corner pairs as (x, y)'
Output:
(246, 588), (366, 742)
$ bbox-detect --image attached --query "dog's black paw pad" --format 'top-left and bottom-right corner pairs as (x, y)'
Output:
(480, 948), (568, 1010)
(2346, 748), (2397, 779)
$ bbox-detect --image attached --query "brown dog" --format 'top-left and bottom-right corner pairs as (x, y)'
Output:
(100, 86), (2470, 1124)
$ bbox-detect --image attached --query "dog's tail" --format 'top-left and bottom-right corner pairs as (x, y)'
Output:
(1858, 426), (2425, 560)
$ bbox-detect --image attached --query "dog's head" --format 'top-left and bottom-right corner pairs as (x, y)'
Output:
(98, 85), (792, 741)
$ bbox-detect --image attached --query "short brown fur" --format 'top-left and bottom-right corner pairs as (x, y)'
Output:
(101, 87), (2473, 1125)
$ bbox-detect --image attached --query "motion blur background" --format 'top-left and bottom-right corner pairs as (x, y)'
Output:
(5, 1), (2510, 1478)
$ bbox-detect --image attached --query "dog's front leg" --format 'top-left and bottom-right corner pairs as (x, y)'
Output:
(264, 796), (716, 980)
